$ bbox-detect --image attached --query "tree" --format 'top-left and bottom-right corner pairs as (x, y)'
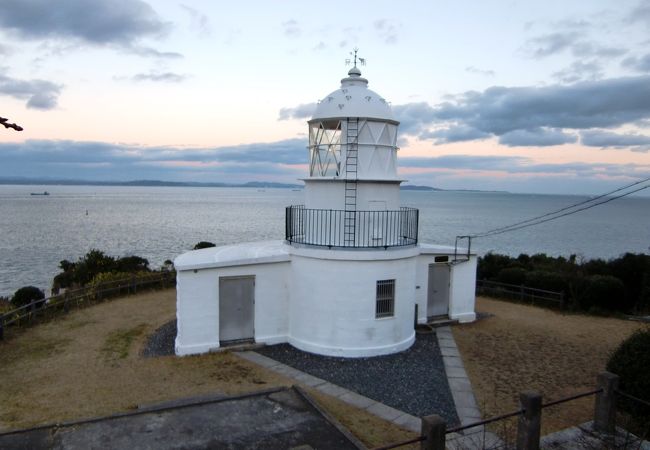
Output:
(12, 286), (45, 308)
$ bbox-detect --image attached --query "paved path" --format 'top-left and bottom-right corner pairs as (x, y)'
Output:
(0, 387), (363, 450)
(238, 351), (423, 433)
(240, 326), (504, 448)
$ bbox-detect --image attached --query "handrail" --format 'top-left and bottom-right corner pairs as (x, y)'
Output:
(0, 272), (174, 335)
(285, 205), (418, 249)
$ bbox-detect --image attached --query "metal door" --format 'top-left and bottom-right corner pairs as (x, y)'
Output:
(427, 264), (450, 317)
(219, 276), (255, 342)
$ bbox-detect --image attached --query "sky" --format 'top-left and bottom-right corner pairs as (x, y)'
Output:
(1, 0), (650, 194)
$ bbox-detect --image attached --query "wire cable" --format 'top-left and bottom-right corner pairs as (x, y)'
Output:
(471, 183), (649, 238)
(471, 175), (650, 237)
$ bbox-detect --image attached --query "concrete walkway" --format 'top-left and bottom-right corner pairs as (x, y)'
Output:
(239, 327), (485, 438)
(237, 351), (423, 433)
(238, 326), (505, 448)
(435, 326), (504, 449)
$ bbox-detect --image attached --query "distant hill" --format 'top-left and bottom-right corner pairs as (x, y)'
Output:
(400, 185), (441, 191)
(0, 177), (303, 189)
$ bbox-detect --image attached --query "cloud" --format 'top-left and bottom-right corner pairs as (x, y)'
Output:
(498, 128), (577, 147)
(399, 154), (650, 178)
(392, 102), (437, 135)
(522, 31), (625, 60)
(420, 125), (490, 144)
(374, 19), (400, 44)
(465, 66), (495, 77)
(552, 60), (603, 83)
(127, 46), (183, 59)
(627, 1), (650, 28)
(0, 138), (307, 167)
(131, 71), (188, 83)
(523, 31), (581, 58)
(0, 0), (176, 58)
(401, 155), (528, 171)
(0, 71), (62, 109)
(282, 19), (300, 37)
(622, 53), (650, 72)
(181, 4), (210, 37)
(580, 130), (650, 151)
(426, 75), (650, 140)
(278, 103), (317, 120)
(0, 0), (169, 44)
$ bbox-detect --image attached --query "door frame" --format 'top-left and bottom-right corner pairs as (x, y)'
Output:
(218, 275), (255, 344)
(426, 263), (450, 319)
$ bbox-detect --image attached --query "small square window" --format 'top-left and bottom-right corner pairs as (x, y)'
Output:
(376, 279), (395, 318)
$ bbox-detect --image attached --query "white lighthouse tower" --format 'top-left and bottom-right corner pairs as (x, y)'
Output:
(174, 54), (477, 358)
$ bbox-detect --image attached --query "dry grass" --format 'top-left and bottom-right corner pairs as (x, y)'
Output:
(453, 296), (648, 436)
(0, 288), (413, 448)
(307, 389), (419, 449)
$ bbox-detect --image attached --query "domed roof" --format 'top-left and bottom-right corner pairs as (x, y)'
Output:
(311, 67), (397, 122)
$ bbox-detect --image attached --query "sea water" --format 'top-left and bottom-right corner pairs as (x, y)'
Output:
(1, 184), (648, 297)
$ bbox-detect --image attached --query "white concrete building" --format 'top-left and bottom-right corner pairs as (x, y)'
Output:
(175, 60), (477, 358)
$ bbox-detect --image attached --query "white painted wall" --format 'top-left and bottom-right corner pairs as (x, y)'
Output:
(175, 242), (476, 358)
(304, 180), (401, 210)
(414, 252), (478, 324)
(175, 261), (290, 356)
(288, 247), (417, 357)
(449, 256), (478, 323)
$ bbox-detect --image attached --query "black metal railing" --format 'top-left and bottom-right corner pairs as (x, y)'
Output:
(285, 205), (418, 249)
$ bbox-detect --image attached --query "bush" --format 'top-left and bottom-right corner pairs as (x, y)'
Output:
(0, 296), (12, 313)
(496, 267), (527, 285)
(524, 270), (568, 293)
(11, 286), (45, 308)
(580, 275), (626, 312)
(52, 250), (153, 292)
(606, 329), (650, 418)
(193, 241), (216, 250)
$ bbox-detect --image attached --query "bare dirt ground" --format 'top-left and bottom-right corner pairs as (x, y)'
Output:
(453, 296), (647, 436)
(0, 289), (415, 448)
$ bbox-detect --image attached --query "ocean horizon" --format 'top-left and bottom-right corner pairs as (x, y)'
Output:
(1, 184), (648, 298)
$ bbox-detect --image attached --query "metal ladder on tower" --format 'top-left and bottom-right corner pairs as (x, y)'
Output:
(344, 118), (359, 246)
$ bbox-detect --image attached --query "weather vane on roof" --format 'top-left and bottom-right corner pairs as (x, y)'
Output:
(345, 48), (366, 68)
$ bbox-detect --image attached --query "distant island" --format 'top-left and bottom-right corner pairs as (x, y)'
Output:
(0, 177), (303, 189)
(0, 177), (509, 193)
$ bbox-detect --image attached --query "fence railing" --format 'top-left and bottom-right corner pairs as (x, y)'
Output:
(285, 205), (419, 249)
(476, 279), (565, 309)
(0, 271), (175, 340)
(373, 372), (649, 450)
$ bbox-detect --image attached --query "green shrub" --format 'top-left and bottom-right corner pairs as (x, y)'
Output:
(606, 329), (650, 418)
(52, 250), (152, 292)
(524, 270), (568, 293)
(12, 286), (45, 308)
(496, 267), (527, 285)
(0, 296), (12, 313)
(580, 275), (625, 312)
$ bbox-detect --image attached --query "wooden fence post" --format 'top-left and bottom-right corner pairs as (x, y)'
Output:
(0, 316), (4, 340)
(421, 414), (446, 450)
(517, 391), (542, 450)
(594, 371), (619, 434)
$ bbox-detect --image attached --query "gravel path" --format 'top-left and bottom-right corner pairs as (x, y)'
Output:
(142, 322), (459, 424)
(258, 334), (459, 424)
(142, 320), (176, 357)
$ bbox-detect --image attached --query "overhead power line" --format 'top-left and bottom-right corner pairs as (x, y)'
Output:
(462, 175), (650, 240)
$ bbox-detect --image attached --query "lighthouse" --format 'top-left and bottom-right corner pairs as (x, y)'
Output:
(174, 55), (477, 357)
